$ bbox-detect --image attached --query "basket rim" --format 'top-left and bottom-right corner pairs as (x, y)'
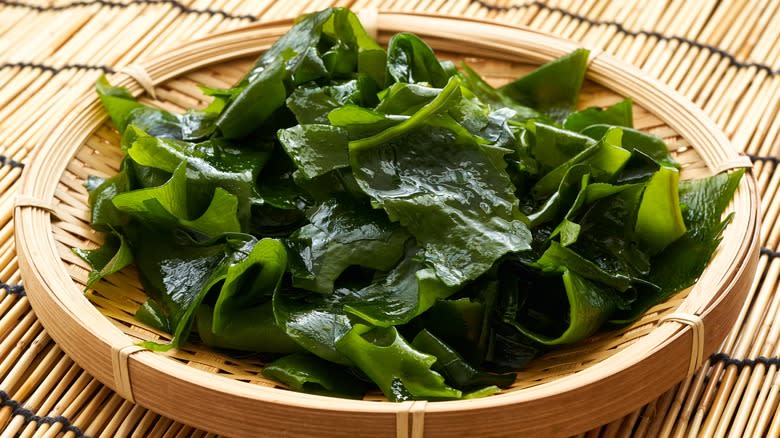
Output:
(14, 11), (760, 437)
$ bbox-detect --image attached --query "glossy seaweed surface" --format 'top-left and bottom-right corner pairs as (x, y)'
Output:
(76, 7), (743, 401)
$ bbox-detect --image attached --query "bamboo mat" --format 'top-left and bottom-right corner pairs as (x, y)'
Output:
(0, 0), (778, 436)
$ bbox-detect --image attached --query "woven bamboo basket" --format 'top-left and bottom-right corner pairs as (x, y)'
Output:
(13, 11), (760, 438)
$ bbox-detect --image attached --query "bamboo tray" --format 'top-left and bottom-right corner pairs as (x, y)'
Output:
(13, 11), (760, 438)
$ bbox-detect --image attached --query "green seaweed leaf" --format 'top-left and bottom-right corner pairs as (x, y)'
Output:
(350, 78), (532, 286)
(499, 48), (590, 122)
(112, 162), (241, 237)
(262, 353), (368, 398)
(211, 238), (288, 334)
(385, 32), (450, 88)
(73, 229), (134, 289)
(611, 170), (744, 323)
(412, 329), (516, 390)
(285, 198), (410, 294)
(133, 233), (259, 351)
(335, 324), (461, 401)
(563, 98), (633, 132)
(197, 302), (302, 353)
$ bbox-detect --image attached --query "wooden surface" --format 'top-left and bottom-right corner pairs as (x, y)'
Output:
(1, 1), (779, 437)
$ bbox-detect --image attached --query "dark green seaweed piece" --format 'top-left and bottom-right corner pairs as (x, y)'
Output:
(526, 121), (596, 172)
(273, 286), (354, 365)
(531, 127), (630, 200)
(417, 297), (486, 365)
(285, 197), (410, 294)
(610, 170), (744, 323)
(96, 76), (144, 133)
(124, 106), (219, 142)
(278, 124), (350, 180)
(534, 241), (632, 292)
(634, 166), (686, 255)
(276, 244), (457, 364)
(216, 8), (385, 138)
(275, 245), (457, 365)
(412, 329), (516, 390)
(73, 230), (133, 289)
(343, 244), (459, 327)
(328, 105), (407, 139)
(375, 82), (440, 115)
(132, 232), (260, 351)
(499, 48), (590, 122)
(503, 268), (619, 345)
(335, 324), (461, 401)
(571, 184), (652, 279)
(112, 162), (241, 237)
(197, 302), (302, 353)
(86, 158), (132, 232)
(457, 63), (541, 121)
(96, 76), (219, 140)
(348, 77), (461, 150)
(254, 145), (313, 214)
(286, 80), (361, 125)
(125, 128), (271, 230)
(614, 149), (662, 184)
(262, 353), (368, 398)
(581, 124), (678, 168)
(385, 32), (451, 88)
(350, 78), (531, 287)
(526, 164), (589, 228)
(563, 98), (633, 132)
(211, 238), (288, 334)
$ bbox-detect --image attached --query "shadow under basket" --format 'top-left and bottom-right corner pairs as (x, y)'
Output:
(14, 11), (760, 438)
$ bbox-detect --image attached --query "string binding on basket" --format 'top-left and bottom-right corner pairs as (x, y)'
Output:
(660, 312), (704, 377)
(111, 344), (145, 403)
(14, 195), (56, 214)
(396, 400), (427, 438)
(120, 64), (157, 100)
